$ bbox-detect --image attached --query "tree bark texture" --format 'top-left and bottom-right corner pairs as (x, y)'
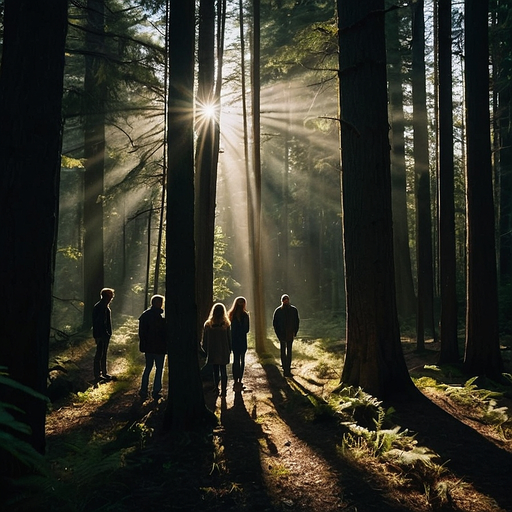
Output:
(164, 0), (213, 430)
(464, 0), (503, 379)
(412, 0), (437, 348)
(437, 0), (459, 363)
(0, 0), (68, 453)
(338, 0), (414, 399)
(195, 0), (219, 339)
(83, 0), (107, 328)
(251, 0), (267, 353)
(386, 2), (417, 321)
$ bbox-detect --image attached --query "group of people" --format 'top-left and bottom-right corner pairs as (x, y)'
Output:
(92, 288), (300, 400)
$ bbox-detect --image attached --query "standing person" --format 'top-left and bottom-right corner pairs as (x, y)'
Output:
(138, 294), (167, 401)
(201, 303), (232, 397)
(272, 294), (300, 377)
(227, 296), (250, 391)
(92, 287), (115, 385)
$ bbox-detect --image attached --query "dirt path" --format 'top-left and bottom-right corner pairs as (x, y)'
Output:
(44, 337), (512, 512)
(206, 351), (348, 511)
(201, 349), (430, 512)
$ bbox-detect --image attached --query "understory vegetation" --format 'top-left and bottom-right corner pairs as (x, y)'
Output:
(2, 318), (512, 511)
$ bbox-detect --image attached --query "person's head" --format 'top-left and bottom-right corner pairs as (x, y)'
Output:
(281, 294), (290, 306)
(228, 296), (247, 319)
(101, 288), (115, 303)
(151, 294), (164, 309)
(207, 302), (229, 326)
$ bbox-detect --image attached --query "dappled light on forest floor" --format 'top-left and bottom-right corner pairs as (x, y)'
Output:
(28, 333), (511, 511)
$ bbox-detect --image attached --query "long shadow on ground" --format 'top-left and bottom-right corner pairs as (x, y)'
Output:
(392, 393), (512, 511)
(261, 362), (415, 511)
(262, 356), (512, 512)
(218, 390), (276, 511)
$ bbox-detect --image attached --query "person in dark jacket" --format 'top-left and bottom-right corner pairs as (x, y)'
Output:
(92, 288), (115, 385)
(272, 294), (299, 377)
(227, 296), (250, 391)
(138, 294), (167, 400)
(201, 303), (232, 397)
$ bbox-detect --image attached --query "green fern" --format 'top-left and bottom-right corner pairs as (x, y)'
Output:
(0, 367), (48, 475)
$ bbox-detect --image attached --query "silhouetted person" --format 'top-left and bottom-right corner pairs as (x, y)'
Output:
(227, 296), (250, 391)
(272, 294), (299, 377)
(138, 294), (167, 400)
(202, 303), (232, 397)
(92, 287), (114, 384)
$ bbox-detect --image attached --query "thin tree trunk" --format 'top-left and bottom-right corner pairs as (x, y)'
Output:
(195, 0), (218, 335)
(251, 0), (266, 353)
(412, 0), (437, 349)
(386, 1), (416, 322)
(437, 0), (459, 363)
(83, 0), (106, 328)
(144, 207), (152, 310)
(240, 0), (256, 315)
(153, 1), (170, 296)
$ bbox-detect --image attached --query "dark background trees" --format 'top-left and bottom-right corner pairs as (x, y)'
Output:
(1, 0), (511, 455)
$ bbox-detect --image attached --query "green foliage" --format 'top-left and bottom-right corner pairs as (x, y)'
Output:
(334, 384), (448, 508)
(413, 375), (440, 388)
(57, 245), (82, 261)
(213, 225), (235, 301)
(441, 376), (504, 409)
(61, 155), (84, 169)
(336, 388), (405, 457)
(0, 368), (48, 475)
(335, 386), (393, 431)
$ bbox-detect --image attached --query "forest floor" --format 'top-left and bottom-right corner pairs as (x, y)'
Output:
(18, 328), (512, 511)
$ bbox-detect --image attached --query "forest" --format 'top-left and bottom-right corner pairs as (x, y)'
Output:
(1, 0), (512, 510)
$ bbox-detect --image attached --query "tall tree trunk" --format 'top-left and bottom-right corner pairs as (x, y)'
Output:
(464, 0), (503, 379)
(153, 1), (170, 297)
(0, 0), (68, 454)
(164, 0), (214, 430)
(83, 0), (106, 328)
(240, 0), (254, 311)
(412, 0), (437, 349)
(495, 5), (512, 287)
(251, 0), (266, 353)
(281, 87), (291, 292)
(386, 1), (416, 322)
(437, 0), (459, 363)
(195, 0), (218, 335)
(338, 0), (415, 399)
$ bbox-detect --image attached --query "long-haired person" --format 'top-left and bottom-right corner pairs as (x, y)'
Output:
(201, 303), (232, 397)
(227, 296), (250, 391)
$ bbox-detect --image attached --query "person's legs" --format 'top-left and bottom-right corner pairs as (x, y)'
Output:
(93, 338), (103, 381)
(94, 337), (109, 381)
(213, 364), (221, 393)
(239, 350), (246, 382)
(280, 340), (288, 373)
(281, 339), (293, 376)
(220, 365), (228, 397)
(140, 353), (155, 398)
(100, 336), (111, 378)
(286, 339), (293, 373)
(232, 351), (241, 382)
(152, 354), (165, 398)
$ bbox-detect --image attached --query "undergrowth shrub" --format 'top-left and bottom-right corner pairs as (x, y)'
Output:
(333, 386), (449, 507)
